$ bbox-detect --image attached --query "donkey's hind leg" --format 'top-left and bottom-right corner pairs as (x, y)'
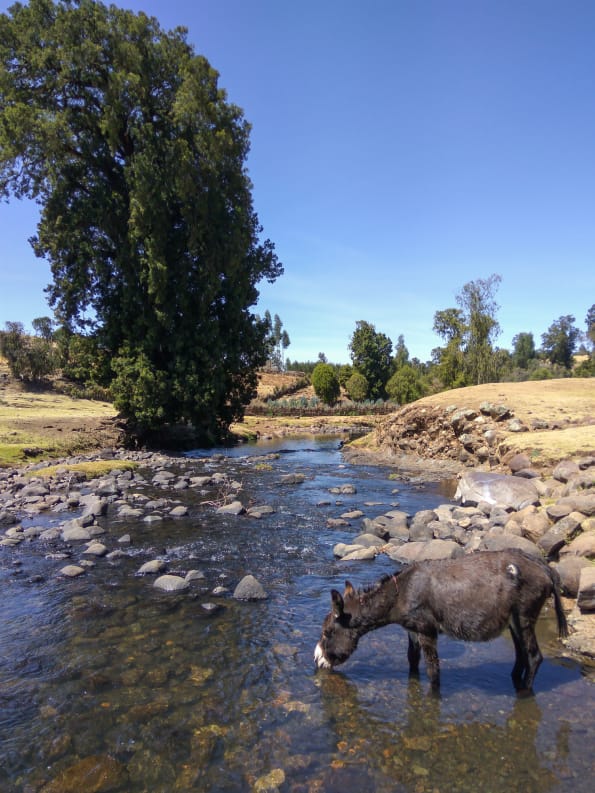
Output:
(520, 621), (543, 691)
(509, 613), (527, 691)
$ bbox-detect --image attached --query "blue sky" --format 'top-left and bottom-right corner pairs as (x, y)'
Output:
(1, 0), (594, 364)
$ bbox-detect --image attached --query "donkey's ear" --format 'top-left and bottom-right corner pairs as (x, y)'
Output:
(331, 589), (344, 619)
(344, 581), (355, 598)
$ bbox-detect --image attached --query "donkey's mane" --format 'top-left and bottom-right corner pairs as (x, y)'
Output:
(360, 572), (398, 595)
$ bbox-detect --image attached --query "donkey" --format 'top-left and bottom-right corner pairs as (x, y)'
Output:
(314, 549), (568, 692)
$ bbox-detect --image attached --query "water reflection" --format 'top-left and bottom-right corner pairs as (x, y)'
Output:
(316, 672), (577, 793)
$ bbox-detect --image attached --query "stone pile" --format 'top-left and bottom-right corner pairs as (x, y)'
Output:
(372, 400), (569, 469)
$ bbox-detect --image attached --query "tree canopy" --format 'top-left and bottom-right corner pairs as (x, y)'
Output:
(349, 320), (392, 400)
(0, 0), (281, 440)
(433, 274), (502, 386)
(541, 315), (580, 370)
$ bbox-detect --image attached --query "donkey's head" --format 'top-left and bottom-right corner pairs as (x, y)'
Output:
(314, 582), (361, 670)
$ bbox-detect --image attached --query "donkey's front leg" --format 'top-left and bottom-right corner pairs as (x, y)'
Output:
(407, 631), (421, 677)
(419, 632), (440, 690)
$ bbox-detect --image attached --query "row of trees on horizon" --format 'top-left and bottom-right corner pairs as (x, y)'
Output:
(279, 276), (595, 406)
(1, 276), (594, 412)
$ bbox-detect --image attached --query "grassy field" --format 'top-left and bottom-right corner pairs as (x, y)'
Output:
(0, 358), (119, 466)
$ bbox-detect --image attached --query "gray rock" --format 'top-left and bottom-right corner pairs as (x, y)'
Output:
(456, 471), (539, 510)
(538, 513), (584, 557)
(247, 505), (276, 517)
(327, 518), (350, 528)
(553, 460), (581, 483)
(169, 505), (189, 517)
(352, 533), (385, 548)
(559, 531), (595, 559)
(153, 574), (189, 592)
(519, 510), (551, 543)
(216, 500), (245, 515)
(341, 509), (364, 520)
(479, 533), (544, 557)
(577, 566), (595, 613)
(185, 569), (206, 582)
(233, 574), (268, 600)
(340, 546), (378, 561)
(83, 542), (108, 556)
(138, 559), (167, 575)
(385, 539), (462, 563)
(508, 453), (532, 473)
(61, 522), (92, 542)
(556, 493), (595, 517)
(60, 564), (85, 578)
(280, 473), (306, 485)
(79, 495), (108, 518)
(555, 557), (592, 597)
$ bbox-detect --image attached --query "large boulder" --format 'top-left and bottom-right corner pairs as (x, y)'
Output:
(455, 471), (539, 510)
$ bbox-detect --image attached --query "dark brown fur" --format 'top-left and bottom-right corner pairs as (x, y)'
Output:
(314, 549), (568, 692)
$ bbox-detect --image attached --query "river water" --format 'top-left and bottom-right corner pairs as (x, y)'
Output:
(1, 436), (594, 792)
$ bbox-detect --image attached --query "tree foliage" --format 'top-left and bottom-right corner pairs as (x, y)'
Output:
(541, 315), (580, 370)
(344, 371), (368, 401)
(456, 274), (502, 384)
(263, 311), (290, 371)
(311, 362), (340, 405)
(0, 321), (57, 381)
(511, 332), (536, 370)
(585, 304), (595, 352)
(349, 320), (392, 400)
(0, 0), (281, 438)
(433, 275), (502, 386)
(386, 364), (426, 405)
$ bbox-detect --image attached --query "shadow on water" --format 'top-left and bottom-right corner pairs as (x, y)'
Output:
(0, 436), (594, 791)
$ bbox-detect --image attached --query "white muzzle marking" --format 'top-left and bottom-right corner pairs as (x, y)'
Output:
(314, 642), (331, 669)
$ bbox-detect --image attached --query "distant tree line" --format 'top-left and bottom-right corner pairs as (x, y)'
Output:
(283, 276), (594, 406)
(1, 279), (593, 414)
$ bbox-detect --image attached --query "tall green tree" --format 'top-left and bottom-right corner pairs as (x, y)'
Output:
(457, 273), (502, 384)
(585, 304), (595, 352)
(0, 0), (281, 439)
(431, 308), (467, 388)
(541, 315), (580, 370)
(511, 332), (536, 369)
(263, 311), (290, 371)
(311, 362), (340, 406)
(432, 275), (502, 387)
(348, 320), (392, 400)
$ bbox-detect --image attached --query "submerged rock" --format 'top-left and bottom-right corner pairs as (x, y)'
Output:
(153, 574), (189, 592)
(233, 574), (268, 600)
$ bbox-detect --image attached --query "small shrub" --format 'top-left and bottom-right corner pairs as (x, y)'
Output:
(311, 364), (340, 405)
(345, 372), (368, 401)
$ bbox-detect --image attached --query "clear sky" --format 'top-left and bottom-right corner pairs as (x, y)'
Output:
(1, 0), (594, 364)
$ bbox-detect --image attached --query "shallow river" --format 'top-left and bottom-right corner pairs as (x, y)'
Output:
(1, 437), (594, 792)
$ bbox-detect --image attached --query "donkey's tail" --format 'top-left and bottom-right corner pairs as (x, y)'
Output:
(550, 566), (569, 639)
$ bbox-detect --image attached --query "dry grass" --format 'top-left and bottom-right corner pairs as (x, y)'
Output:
(0, 358), (119, 466)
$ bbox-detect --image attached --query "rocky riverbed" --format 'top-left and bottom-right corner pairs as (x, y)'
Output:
(1, 445), (594, 663)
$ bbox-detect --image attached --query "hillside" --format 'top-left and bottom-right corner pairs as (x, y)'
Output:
(348, 379), (595, 473)
(0, 358), (121, 466)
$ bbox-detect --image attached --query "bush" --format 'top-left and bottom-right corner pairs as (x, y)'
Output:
(311, 363), (340, 405)
(386, 365), (426, 404)
(0, 322), (57, 381)
(345, 372), (368, 401)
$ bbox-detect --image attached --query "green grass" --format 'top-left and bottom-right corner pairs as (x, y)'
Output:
(27, 460), (139, 479)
